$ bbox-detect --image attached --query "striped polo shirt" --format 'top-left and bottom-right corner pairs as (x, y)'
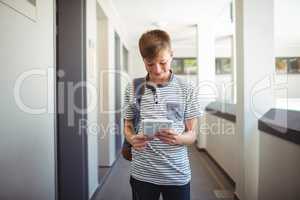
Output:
(123, 72), (201, 186)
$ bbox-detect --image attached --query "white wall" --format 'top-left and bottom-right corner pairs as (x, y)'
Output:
(205, 114), (239, 183)
(235, 1), (274, 200)
(274, 0), (300, 49)
(285, 75), (300, 98)
(275, 74), (300, 99)
(210, 38), (300, 103)
(0, 1), (55, 199)
(215, 75), (233, 102)
(214, 38), (300, 103)
(275, 46), (300, 99)
(275, 46), (300, 57)
(97, 0), (130, 167)
(129, 47), (147, 78)
(97, 15), (116, 166)
(86, 0), (99, 197)
(97, 0), (129, 48)
(259, 132), (300, 200)
(274, 0), (300, 100)
(205, 110), (300, 200)
(173, 46), (197, 58)
(215, 37), (234, 103)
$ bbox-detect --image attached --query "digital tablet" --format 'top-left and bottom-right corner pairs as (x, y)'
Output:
(142, 119), (173, 137)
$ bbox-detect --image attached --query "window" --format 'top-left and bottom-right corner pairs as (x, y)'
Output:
(172, 58), (197, 75)
(215, 57), (232, 75)
(276, 57), (300, 74)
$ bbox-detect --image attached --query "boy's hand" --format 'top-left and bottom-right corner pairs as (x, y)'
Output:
(129, 134), (149, 151)
(155, 129), (182, 145)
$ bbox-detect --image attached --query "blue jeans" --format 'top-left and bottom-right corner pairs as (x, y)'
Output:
(130, 176), (190, 200)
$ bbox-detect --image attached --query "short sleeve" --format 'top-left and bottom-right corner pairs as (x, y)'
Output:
(123, 83), (134, 120)
(184, 82), (202, 120)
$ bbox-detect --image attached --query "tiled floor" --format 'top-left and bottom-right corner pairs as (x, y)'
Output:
(93, 145), (235, 200)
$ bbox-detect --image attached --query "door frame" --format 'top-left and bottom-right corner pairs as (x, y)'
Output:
(56, 0), (89, 199)
(114, 31), (122, 156)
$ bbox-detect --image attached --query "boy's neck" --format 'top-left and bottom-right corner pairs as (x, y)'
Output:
(147, 70), (172, 86)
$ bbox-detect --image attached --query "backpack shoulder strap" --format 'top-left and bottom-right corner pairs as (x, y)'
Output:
(133, 77), (146, 101)
(121, 77), (146, 161)
(132, 77), (146, 133)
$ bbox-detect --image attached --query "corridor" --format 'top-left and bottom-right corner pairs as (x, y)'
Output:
(1, 0), (300, 200)
(94, 145), (235, 200)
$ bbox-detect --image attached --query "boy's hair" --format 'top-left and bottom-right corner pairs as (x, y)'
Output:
(138, 29), (172, 60)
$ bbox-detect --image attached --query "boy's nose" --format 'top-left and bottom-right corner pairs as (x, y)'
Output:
(152, 64), (162, 74)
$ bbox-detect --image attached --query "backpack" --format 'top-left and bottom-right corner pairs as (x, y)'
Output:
(121, 77), (146, 161)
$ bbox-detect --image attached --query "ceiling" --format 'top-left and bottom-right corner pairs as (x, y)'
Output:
(111, 0), (232, 48)
(110, 0), (300, 49)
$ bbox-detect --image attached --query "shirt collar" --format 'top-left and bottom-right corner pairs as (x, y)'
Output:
(145, 70), (174, 88)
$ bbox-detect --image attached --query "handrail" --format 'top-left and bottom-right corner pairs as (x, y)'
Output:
(258, 108), (300, 145)
(205, 101), (236, 122)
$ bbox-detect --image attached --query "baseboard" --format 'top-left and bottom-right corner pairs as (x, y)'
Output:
(197, 147), (207, 152)
(234, 192), (240, 200)
(195, 145), (236, 189)
(99, 165), (112, 168)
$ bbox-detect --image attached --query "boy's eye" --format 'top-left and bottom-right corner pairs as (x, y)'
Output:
(147, 61), (167, 67)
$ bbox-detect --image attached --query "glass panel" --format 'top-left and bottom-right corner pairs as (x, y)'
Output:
(172, 58), (198, 75)
(288, 57), (300, 74)
(276, 57), (300, 74)
(276, 58), (288, 74)
(172, 58), (184, 74)
(183, 58), (197, 74)
(215, 58), (232, 74)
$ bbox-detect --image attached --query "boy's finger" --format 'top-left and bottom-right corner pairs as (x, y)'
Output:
(157, 137), (171, 144)
(159, 138), (173, 144)
(157, 134), (174, 140)
(134, 141), (148, 147)
(134, 135), (148, 141)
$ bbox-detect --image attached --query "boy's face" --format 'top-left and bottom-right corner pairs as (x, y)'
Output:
(143, 49), (173, 83)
